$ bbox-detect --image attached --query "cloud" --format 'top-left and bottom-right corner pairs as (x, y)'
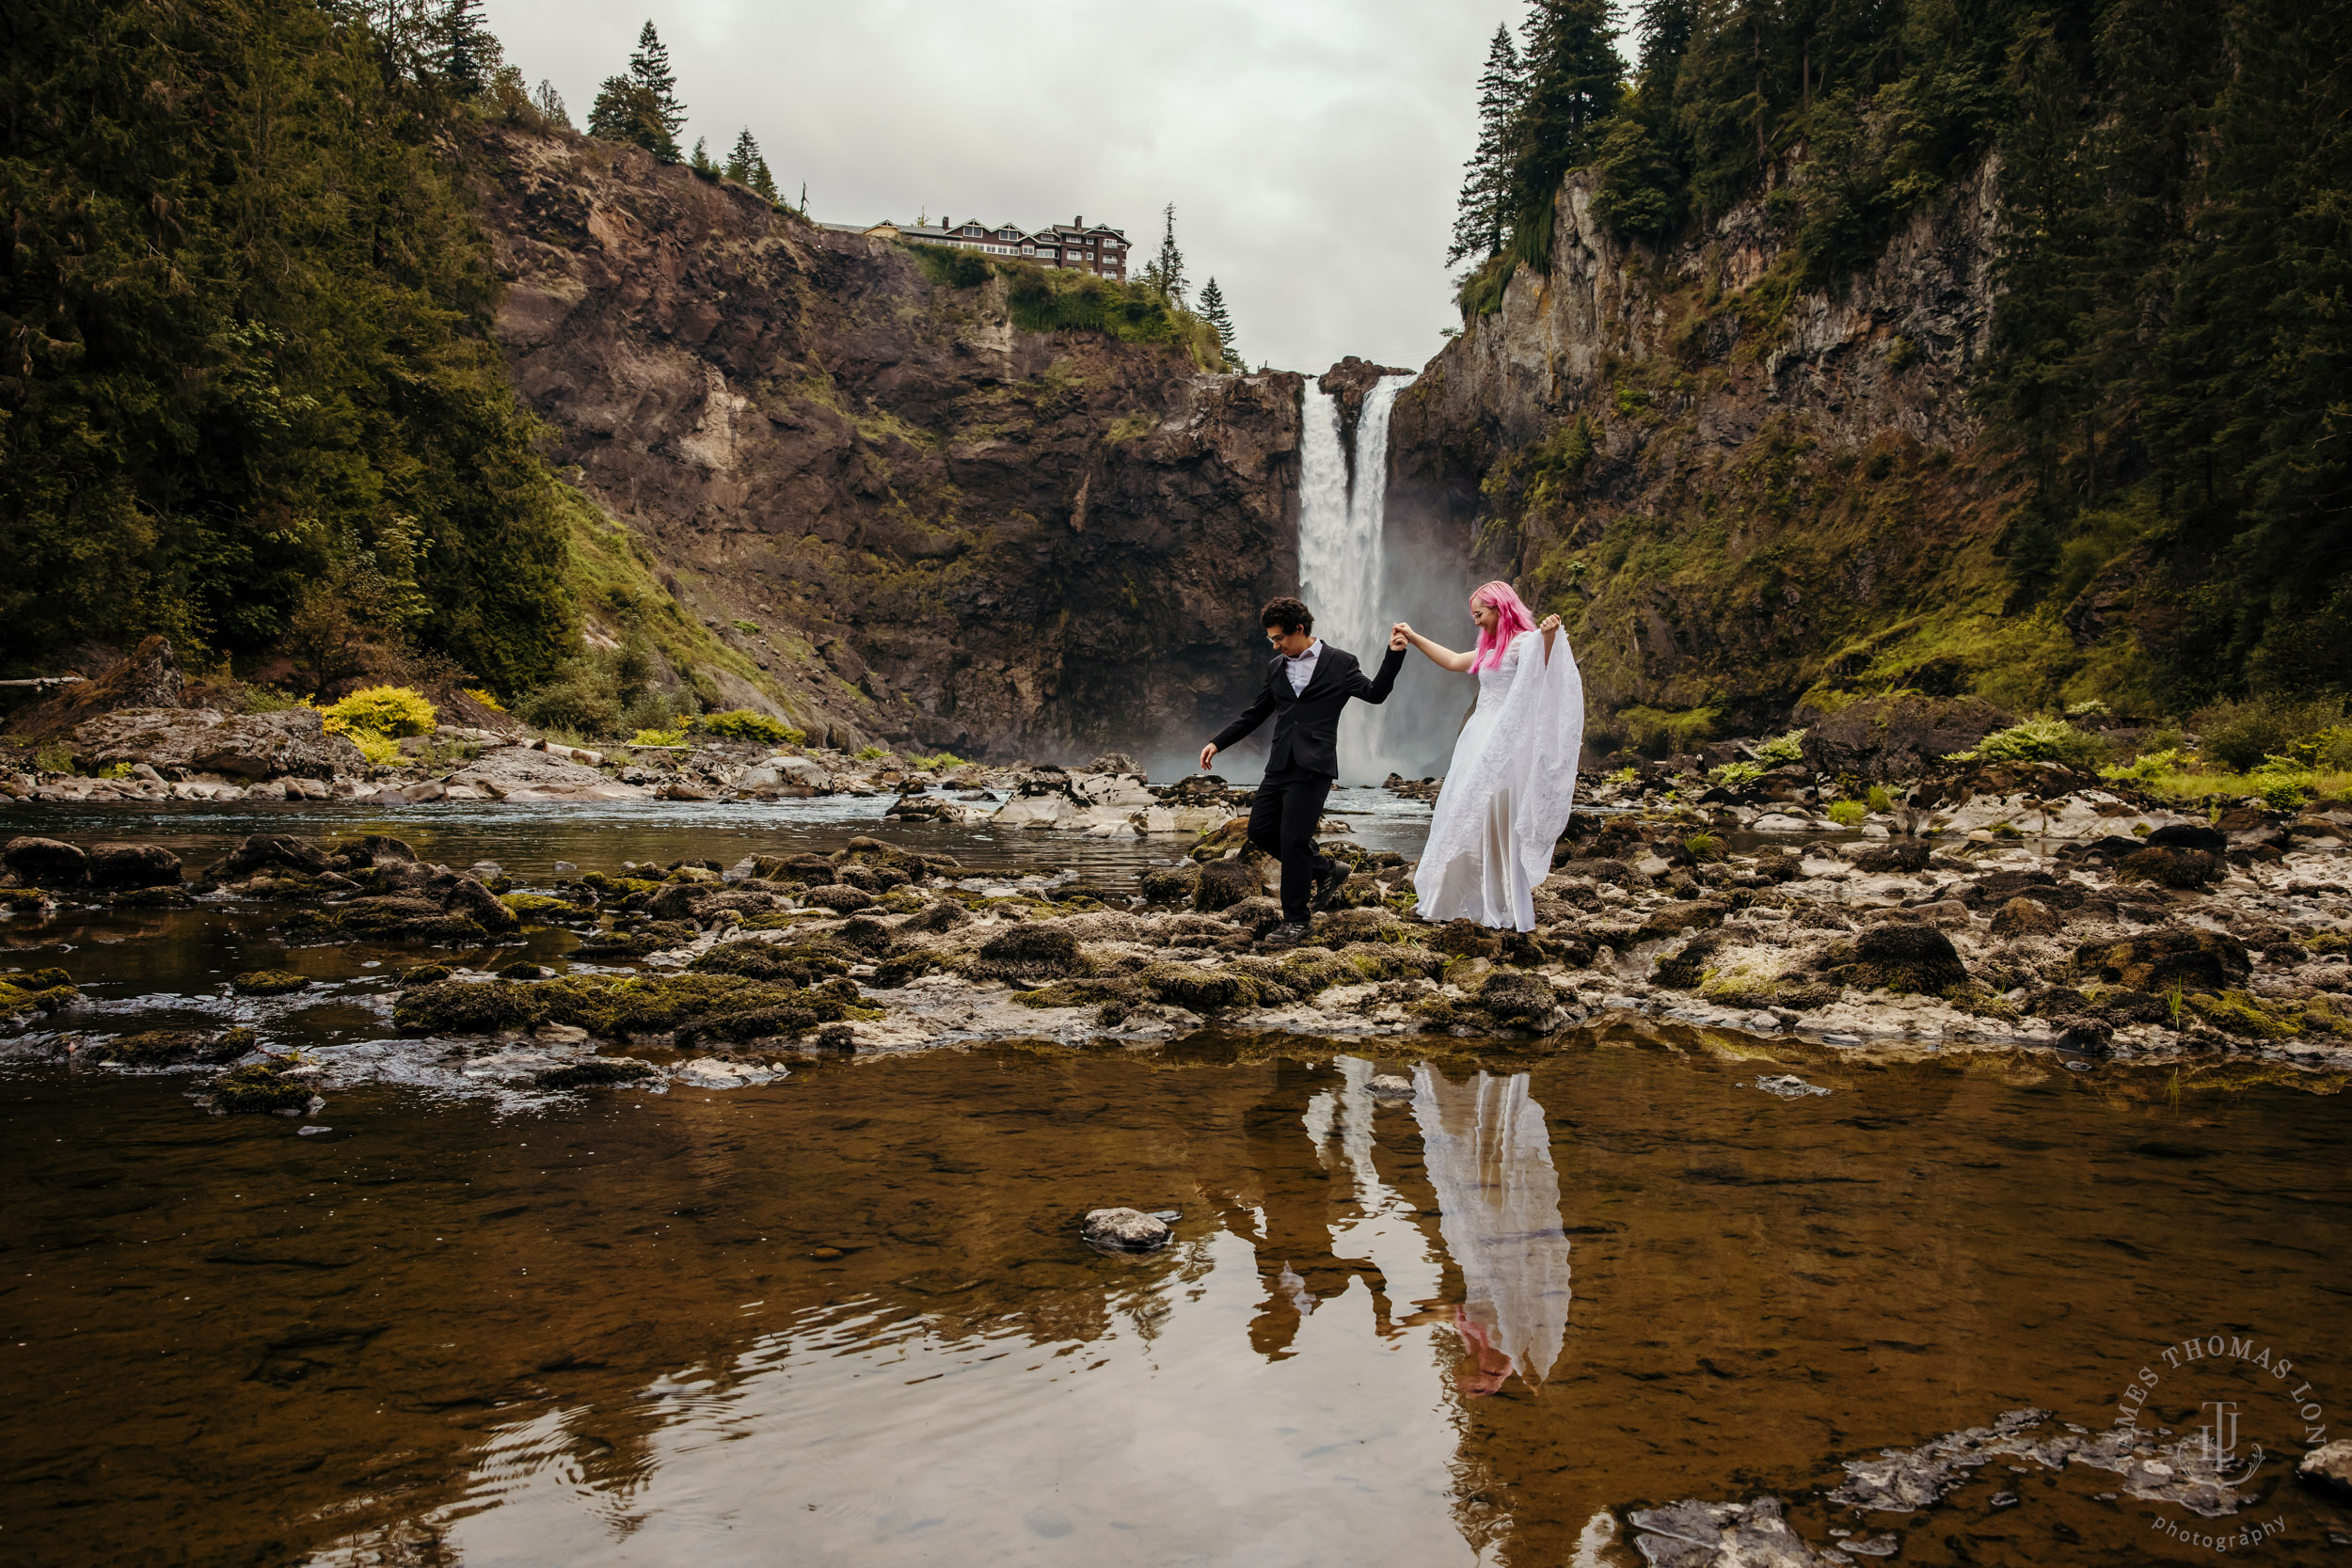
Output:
(485, 0), (1502, 374)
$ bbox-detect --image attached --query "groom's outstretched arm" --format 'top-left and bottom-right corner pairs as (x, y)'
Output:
(1205, 673), (1276, 759)
(1347, 642), (1410, 705)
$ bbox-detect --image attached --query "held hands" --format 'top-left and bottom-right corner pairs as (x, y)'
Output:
(1199, 742), (1217, 771)
(1389, 623), (1410, 652)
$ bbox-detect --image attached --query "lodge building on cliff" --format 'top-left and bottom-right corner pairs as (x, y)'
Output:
(838, 214), (1130, 280)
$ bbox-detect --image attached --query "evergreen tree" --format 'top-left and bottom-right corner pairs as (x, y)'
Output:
(1449, 24), (1525, 265)
(1506, 0), (1624, 269)
(690, 135), (717, 175)
(1146, 203), (1187, 308)
(532, 78), (572, 130)
(627, 20), (686, 138)
(725, 127), (777, 201)
(437, 0), (497, 97)
(1198, 277), (1239, 370)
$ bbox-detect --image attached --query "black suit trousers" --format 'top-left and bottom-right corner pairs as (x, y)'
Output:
(1249, 766), (1337, 924)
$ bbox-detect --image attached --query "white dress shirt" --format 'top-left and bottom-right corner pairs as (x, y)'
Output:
(1283, 639), (1324, 695)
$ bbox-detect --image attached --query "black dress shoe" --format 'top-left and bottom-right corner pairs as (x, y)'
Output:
(1309, 860), (1350, 913)
(1262, 920), (1311, 950)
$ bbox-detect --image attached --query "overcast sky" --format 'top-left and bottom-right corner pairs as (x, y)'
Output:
(484, 0), (1513, 374)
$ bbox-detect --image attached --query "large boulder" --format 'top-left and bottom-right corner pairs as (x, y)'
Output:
(442, 748), (644, 801)
(206, 833), (334, 880)
(1800, 696), (2014, 780)
(1821, 922), (1968, 993)
(4, 837), (87, 885)
(2074, 930), (2250, 993)
(71, 706), (367, 781)
(84, 843), (183, 890)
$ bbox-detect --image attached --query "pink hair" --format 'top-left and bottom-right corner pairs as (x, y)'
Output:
(1469, 580), (1535, 671)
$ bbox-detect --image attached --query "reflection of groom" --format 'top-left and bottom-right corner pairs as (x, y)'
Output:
(1199, 596), (1406, 948)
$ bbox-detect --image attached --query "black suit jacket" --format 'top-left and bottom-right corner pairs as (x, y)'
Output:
(1211, 641), (1406, 778)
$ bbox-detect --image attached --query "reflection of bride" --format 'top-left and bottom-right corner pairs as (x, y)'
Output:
(1393, 580), (1583, 932)
(1413, 1065), (1573, 1394)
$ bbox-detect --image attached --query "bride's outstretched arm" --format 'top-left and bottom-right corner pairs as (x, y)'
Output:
(1392, 622), (1475, 673)
(1538, 612), (1562, 663)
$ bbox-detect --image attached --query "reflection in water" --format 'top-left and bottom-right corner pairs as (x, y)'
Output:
(1413, 1066), (1573, 1395)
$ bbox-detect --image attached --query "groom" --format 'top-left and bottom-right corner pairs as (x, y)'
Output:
(1200, 596), (1408, 948)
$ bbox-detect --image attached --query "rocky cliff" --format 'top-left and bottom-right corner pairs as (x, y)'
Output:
(1389, 159), (2013, 749)
(478, 129), (1301, 763)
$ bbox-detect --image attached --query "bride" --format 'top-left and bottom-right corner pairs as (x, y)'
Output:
(1392, 581), (1583, 931)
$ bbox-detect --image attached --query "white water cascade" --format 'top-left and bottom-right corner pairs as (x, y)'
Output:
(1296, 374), (1412, 783)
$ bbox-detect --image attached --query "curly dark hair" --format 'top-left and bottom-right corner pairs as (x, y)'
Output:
(1260, 595), (1313, 634)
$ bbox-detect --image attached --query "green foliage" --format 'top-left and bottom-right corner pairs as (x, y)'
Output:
(697, 709), (800, 745)
(1450, 23), (1526, 266)
(1454, 253), (1516, 322)
(342, 727), (405, 767)
(912, 752), (967, 771)
(724, 128), (778, 202)
(1709, 759), (1762, 788)
(586, 21), (685, 161)
(1197, 277), (1241, 371)
(628, 726), (687, 748)
(731, 619), (760, 634)
(1864, 784), (1893, 814)
(0, 0), (579, 687)
(322, 685), (437, 738)
(854, 745), (886, 761)
(515, 634), (691, 740)
(1680, 831), (1724, 863)
(2101, 748), (2183, 785)
(1952, 716), (2107, 768)
(906, 243), (995, 290)
(2192, 695), (2348, 773)
(1826, 799), (1868, 827)
(1755, 728), (1805, 766)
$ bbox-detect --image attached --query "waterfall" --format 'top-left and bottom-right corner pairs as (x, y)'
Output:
(1296, 374), (1411, 783)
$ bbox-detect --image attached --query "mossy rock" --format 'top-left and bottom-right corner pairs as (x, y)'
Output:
(395, 972), (853, 1041)
(1013, 977), (1140, 1009)
(0, 888), (57, 912)
(1431, 920), (1503, 960)
(901, 899), (972, 933)
(832, 915), (897, 956)
(209, 1059), (310, 1112)
(574, 920), (697, 957)
(870, 952), (944, 989)
(231, 970), (310, 997)
(1476, 971), (1562, 1026)
(2116, 846), (2220, 888)
(2074, 930), (2250, 993)
(1311, 907), (1400, 946)
(579, 872), (662, 896)
(1338, 942), (1446, 983)
(534, 1057), (659, 1090)
(1138, 864), (1201, 905)
(671, 992), (875, 1047)
(975, 924), (1084, 981)
(1654, 932), (1730, 990)
(90, 1025), (256, 1065)
(2184, 989), (2307, 1040)
(1194, 859), (1265, 911)
(690, 942), (851, 985)
(1820, 923), (1969, 993)
(1187, 817), (1257, 863)
(500, 893), (592, 925)
(0, 977), (77, 1019)
(1275, 951), (1359, 995)
(493, 961), (548, 980)
(1633, 900), (1731, 944)
(110, 885), (194, 909)
(400, 962), (454, 988)
(801, 883), (878, 914)
(1139, 962), (1278, 1012)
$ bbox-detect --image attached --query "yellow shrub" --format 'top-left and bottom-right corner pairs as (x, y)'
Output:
(344, 728), (405, 767)
(628, 727), (687, 748)
(463, 687), (505, 712)
(323, 685), (437, 738)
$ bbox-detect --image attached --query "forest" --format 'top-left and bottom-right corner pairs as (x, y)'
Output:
(0, 0), (578, 690)
(1455, 0), (2351, 705)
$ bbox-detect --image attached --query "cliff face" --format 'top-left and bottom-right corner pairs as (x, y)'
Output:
(1389, 160), (2014, 746)
(477, 129), (1299, 762)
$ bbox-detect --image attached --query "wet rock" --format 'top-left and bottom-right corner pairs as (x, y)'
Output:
(1829, 1406), (2052, 1512)
(1432, 920), (1503, 959)
(1800, 694), (2013, 779)
(1989, 895), (2060, 938)
(533, 1057), (658, 1090)
(230, 970), (311, 996)
(1823, 923), (1968, 993)
(207, 832), (333, 881)
(1475, 970), (1562, 1027)
(2074, 930), (2251, 992)
(1753, 1074), (1830, 1098)
(1080, 1207), (1171, 1252)
(674, 1057), (787, 1089)
(207, 1058), (315, 1113)
(2299, 1438), (2352, 1502)
(87, 1025), (256, 1066)
(1194, 859), (1265, 911)
(1626, 1495), (1830, 1568)
(2148, 822), (2227, 853)
(1088, 752), (1139, 774)
(433, 874), (521, 933)
(901, 899), (972, 933)
(1222, 896), (1285, 938)
(4, 836), (87, 885)
(1654, 932), (1732, 990)
(1368, 1074), (1415, 1098)
(83, 843), (183, 890)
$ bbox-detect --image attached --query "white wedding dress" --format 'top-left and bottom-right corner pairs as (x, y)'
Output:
(1412, 628), (1584, 931)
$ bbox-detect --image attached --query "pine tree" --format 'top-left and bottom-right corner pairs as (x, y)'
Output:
(587, 75), (678, 159)
(726, 128), (777, 201)
(628, 20), (686, 138)
(1147, 203), (1187, 307)
(1198, 277), (1239, 370)
(437, 0), (498, 97)
(532, 78), (572, 130)
(1506, 0), (1624, 270)
(1449, 24), (1525, 265)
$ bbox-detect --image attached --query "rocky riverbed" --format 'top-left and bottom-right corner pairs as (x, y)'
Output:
(5, 736), (2348, 1118)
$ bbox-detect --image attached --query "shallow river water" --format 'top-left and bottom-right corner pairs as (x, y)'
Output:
(4, 798), (2351, 1566)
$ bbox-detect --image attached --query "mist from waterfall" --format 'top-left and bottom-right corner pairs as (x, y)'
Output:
(1297, 374), (1412, 784)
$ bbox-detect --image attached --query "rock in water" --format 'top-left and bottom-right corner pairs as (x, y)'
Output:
(3, 836), (87, 885)
(1080, 1207), (1172, 1252)
(84, 843), (183, 890)
(1368, 1074), (1415, 1099)
(1753, 1074), (1831, 1099)
(2300, 1439), (2352, 1501)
